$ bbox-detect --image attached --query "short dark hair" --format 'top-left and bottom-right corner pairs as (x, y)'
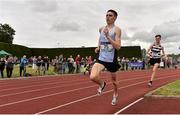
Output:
(107, 9), (118, 17)
(155, 34), (161, 38)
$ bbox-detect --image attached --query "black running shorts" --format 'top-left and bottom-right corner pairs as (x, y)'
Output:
(149, 58), (161, 66)
(97, 60), (120, 72)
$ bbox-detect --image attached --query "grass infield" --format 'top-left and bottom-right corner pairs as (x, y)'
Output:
(152, 80), (180, 96)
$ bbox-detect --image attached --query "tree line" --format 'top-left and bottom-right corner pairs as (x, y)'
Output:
(0, 23), (15, 44)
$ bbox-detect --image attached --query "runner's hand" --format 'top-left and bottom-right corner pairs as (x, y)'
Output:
(95, 47), (99, 53)
(103, 26), (109, 38)
(146, 53), (151, 58)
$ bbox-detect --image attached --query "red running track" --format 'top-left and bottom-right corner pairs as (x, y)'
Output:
(0, 69), (179, 114)
(120, 97), (180, 114)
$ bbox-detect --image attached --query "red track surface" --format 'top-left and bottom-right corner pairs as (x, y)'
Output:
(121, 97), (180, 114)
(0, 69), (180, 114)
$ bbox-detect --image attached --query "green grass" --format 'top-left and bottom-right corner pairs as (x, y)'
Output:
(152, 80), (180, 96)
(1, 64), (56, 78)
(1, 64), (87, 78)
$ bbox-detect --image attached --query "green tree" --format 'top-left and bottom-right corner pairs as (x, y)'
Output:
(0, 23), (15, 44)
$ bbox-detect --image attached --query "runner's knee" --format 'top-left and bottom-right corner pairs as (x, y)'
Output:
(90, 74), (97, 80)
(153, 67), (158, 72)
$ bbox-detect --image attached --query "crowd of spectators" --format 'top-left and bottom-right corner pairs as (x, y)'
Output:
(0, 54), (179, 78)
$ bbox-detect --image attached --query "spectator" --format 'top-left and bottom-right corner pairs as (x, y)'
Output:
(68, 55), (74, 74)
(131, 57), (135, 70)
(0, 58), (5, 78)
(32, 56), (37, 70)
(19, 55), (28, 76)
(41, 56), (46, 75)
(166, 57), (171, 68)
(46, 56), (50, 71)
(125, 58), (129, 70)
(75, 54), (81, 73)
(58, 54), (63, 74)
(52, 56), (59, 74)
(121, 57), (125, 70)
(36, 56), (42, 75)
(6, 56), (14, 78)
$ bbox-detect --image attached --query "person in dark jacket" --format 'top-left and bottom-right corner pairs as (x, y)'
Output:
(0, 58), (6, 78)
(6, 56), (14, 78)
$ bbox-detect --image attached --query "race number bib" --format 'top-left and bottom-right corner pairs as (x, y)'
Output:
(152, 52), (159, 57)
(100, 44), (113, 52)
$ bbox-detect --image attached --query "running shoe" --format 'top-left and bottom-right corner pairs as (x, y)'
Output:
(111, 94), (118, 105)
(97, 82), (106, 96)
(148, 82), (152, 88)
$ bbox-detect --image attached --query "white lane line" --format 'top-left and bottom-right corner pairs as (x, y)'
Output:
(0, 72), (150, 93)
(37, 95), (98, 114)
(0, 78), (91, 92)
(114, 97), (144, 115)
(0, 75), (148, 107)
(0, 81), (90, 98)
(0, 76), (147, 98)
(0, 74), (91, 89)
(0, 85), (96, 108)
(36, 75), (180, 114)
(0, 73), (79, 81)
(0, 72), (169, 95)
(1, 73), (178, 109)
(36, 74), (179, 114)
(1, 72), (179, 113)
(0, 72), (148, 87)
(36, 82), (146, 114)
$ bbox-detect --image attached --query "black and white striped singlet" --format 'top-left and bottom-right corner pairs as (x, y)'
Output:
(150, 43), (163, 59)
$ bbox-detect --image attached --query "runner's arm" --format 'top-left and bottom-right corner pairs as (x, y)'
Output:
(106, 27), (121, 50)
(161, 46), (165, 58)
(95, 27), (103, 53)
(147, 44), (153, 56)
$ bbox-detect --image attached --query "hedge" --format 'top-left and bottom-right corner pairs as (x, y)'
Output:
(0, 42), (141, 59)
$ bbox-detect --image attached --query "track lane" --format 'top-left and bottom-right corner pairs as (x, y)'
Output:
(0, 69), (179, 114)
(43, 73), (180, 114)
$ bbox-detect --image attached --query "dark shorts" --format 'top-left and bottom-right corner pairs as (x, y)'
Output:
(149, 58), (161, 66)
(97, 60), (120, 72)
